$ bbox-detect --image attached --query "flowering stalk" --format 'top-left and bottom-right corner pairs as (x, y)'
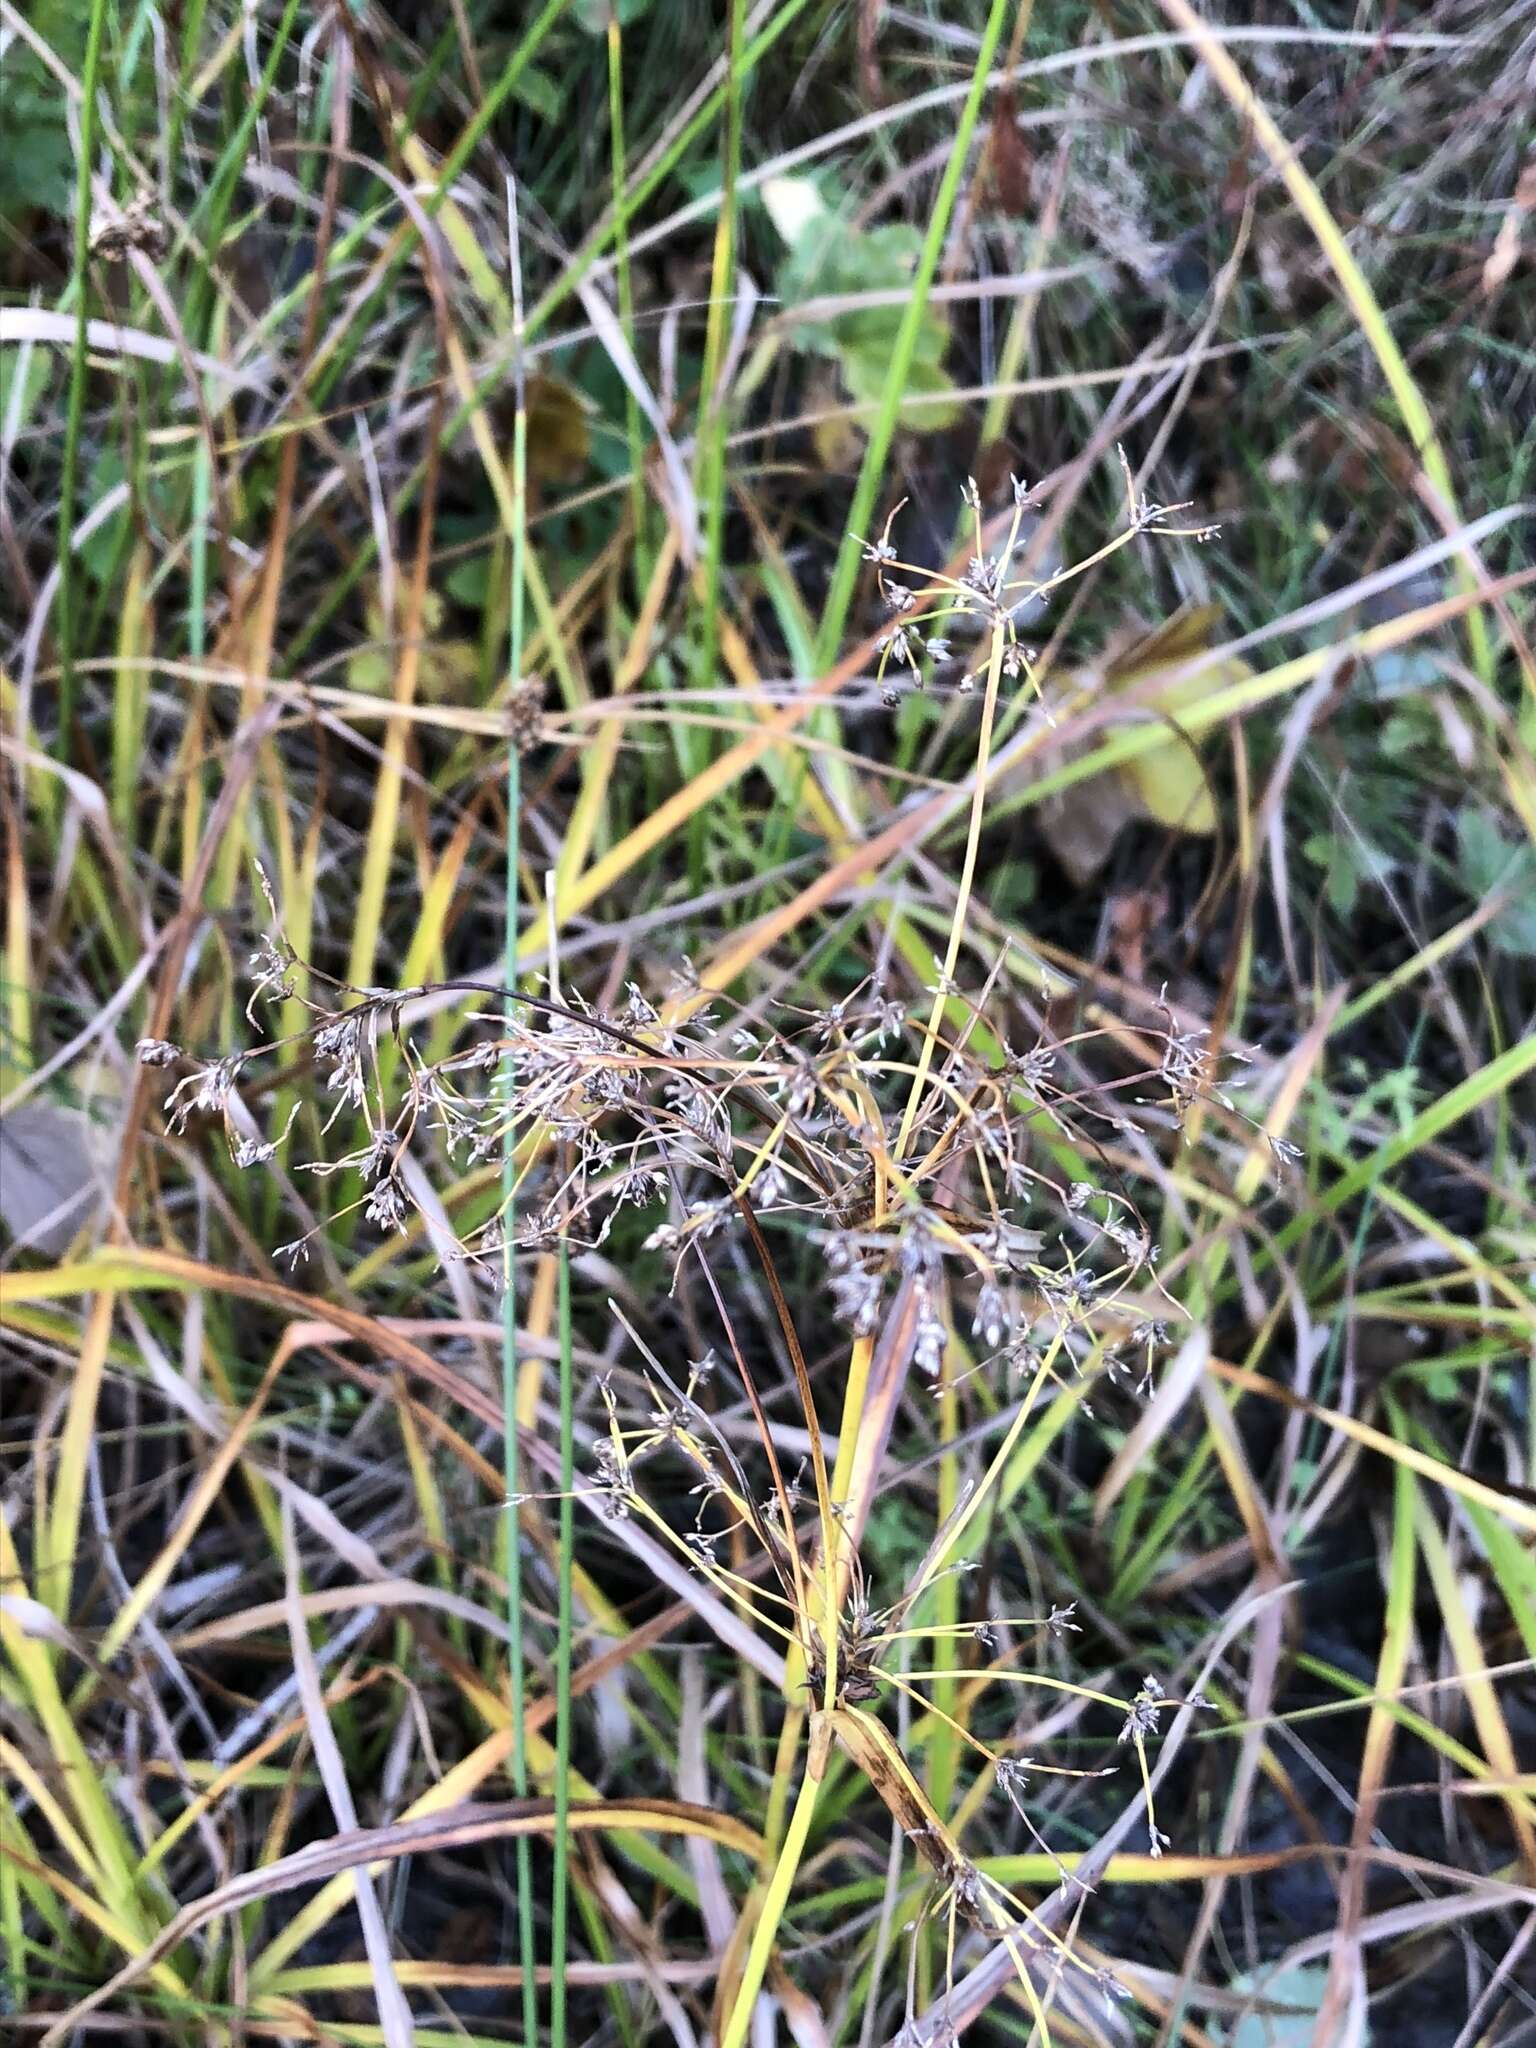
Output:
(135, 459), (1262, 2048)
(502, 173), (538, 2048)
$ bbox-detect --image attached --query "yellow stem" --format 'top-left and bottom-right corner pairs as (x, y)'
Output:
(719, 1714), (832, 2048)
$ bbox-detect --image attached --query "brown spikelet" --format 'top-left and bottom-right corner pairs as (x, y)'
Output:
(506, 675), (547, 756)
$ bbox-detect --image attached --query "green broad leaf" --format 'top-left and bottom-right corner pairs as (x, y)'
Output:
(1303, 832), (1357, 920)
(1215, 1965), (1347, 2047)
(1457, 807), (1536, 957)
(1379, 705), (1435, 759)
(761, 175), (955, 435)
(863, 1495), (933, 1585)
(1301, 825), (1394, 921)
(3, 83), (76, 218)
(0, 340), (53, 424)
(842, 343), (961, 428)
(0, 9), (82, 220)
(78, 449), (128, 587)
(444, 555), (491, 608)
(512, 63), (564, 121)
(1366, 649), (1440, 697)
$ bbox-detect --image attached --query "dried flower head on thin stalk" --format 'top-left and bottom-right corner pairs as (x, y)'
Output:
(856, 456), (1218, 710)
(138, 459), (1258, 2048)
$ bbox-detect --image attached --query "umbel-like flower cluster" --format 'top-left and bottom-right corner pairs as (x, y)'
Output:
(139, 906), (1285, 1398)
(139, 463), (1245, 1360)
(863, 454), (1219, 707)
(137, 473), (1269, 2020)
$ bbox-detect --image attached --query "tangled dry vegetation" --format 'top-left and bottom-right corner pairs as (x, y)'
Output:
(2, 4), (1535, 2047)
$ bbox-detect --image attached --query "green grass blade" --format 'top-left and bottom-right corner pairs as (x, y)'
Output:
(54, 0), (110, 756)
(814, 0), (1012, 668)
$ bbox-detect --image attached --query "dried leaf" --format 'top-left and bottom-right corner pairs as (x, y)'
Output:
(986, 85), (1034, 217)
(1035, 605), (1250, 881)
(525, 371), (591, 481)
(1108, 604), (1244, 834)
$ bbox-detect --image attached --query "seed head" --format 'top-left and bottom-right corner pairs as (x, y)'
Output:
(507, 675), (547, 756)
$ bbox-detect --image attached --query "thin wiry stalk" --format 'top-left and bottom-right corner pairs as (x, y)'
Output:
(607, 13), (646, 568)
(186, 438), (211, 812)
(54, 0), (110, 756)
(691, 0), (746, 700)
(503, 172), (538, 2048)
(552, 1223), (575, 2048)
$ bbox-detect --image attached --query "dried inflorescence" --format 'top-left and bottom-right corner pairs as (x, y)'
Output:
(88, 188), (168, 262)
(138, 910), (1277, 1391)
(506, 674), (548, 755)
(860, 453), (1218, 708)
(136, 468), (1262, 2036)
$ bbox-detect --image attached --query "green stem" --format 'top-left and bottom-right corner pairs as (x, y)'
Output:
(607, 12), (646, 568)
(56, 0), (111, 756)
(814, 0), (1012, 669)
(552, 1233), (575, 2048)
(686, 0), (747, 883)
(692, 0), (746, 678)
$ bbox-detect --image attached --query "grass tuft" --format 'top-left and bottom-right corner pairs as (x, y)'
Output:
(3, 5), (1533, 2046)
